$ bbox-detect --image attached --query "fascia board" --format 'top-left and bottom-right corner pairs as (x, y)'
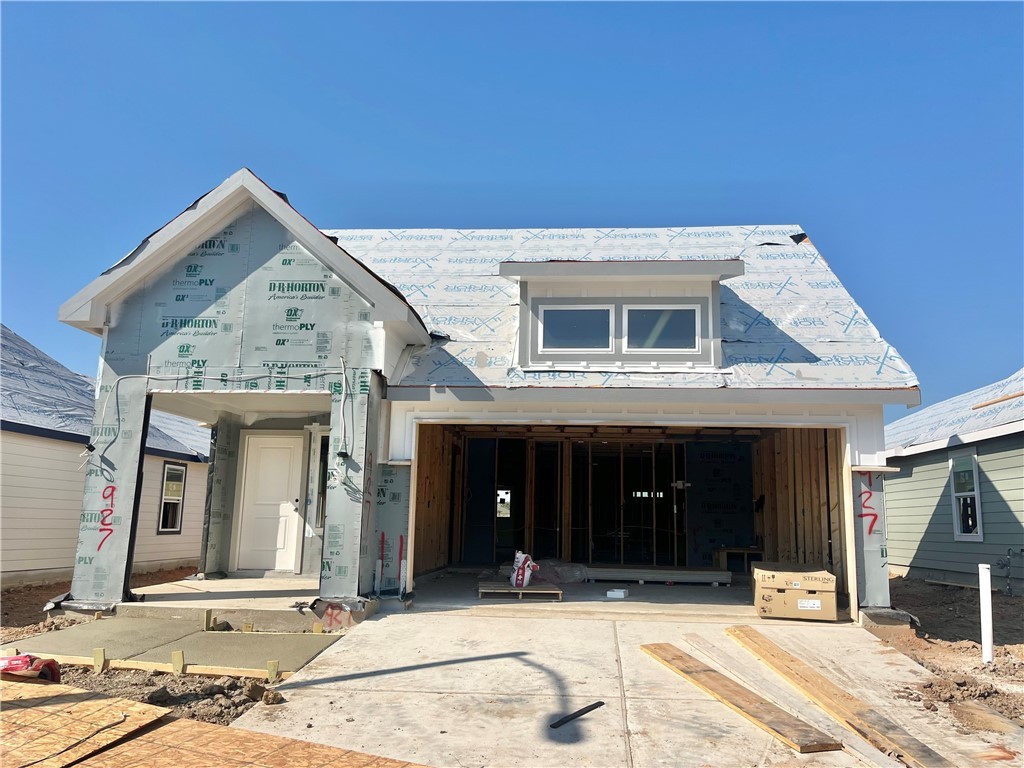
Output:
(387, 385), (922, 406)
(59, 174), (255, 331)
(239, 174), (415, 323)
(883, 420), (1024, 460)
(59, 169), (424, 333)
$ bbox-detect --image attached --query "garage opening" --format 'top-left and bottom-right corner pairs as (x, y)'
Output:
(413, 425), (850, 595)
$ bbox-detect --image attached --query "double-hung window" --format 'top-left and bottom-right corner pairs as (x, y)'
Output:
(158, 463), (186, 534)
(949, 448), (983, 541)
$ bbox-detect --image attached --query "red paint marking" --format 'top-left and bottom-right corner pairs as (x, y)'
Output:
(858, 512), (879, 535)
(98, 484), (117, 551)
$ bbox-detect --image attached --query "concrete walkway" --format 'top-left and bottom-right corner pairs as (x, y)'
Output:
(231, 610), (1011, 768)
(11, 617), (339, 674)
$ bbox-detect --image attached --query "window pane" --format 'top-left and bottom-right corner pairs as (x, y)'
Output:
(161, 501), (181, 531)
(951, 457), (975, 494)
(163, 466), (185, 500)
(627, 308), (697, 350)
(542, 309), (610, 349)
(958, 495), (978, 534)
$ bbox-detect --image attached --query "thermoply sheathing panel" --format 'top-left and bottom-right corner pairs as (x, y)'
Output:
(324, 226), (918, 392)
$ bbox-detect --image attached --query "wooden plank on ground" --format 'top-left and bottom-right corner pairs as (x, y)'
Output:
(640, 643), (842, 754)
(726, 626), (956, 768)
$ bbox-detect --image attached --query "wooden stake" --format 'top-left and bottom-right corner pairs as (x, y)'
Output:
(202, 609), (212, 632)
(243, 623), (254, 633)
(726, 626), (955, 768)
(171, 650), (185, 676)
(267, 660), (280, 683)
(92, 647), (106, 674)
(94, 611), (103, 621)
(312, 621), (324, 634)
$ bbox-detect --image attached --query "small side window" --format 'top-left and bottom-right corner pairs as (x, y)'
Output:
(949, 449), (983, 541)
(158, 463), (186, 535)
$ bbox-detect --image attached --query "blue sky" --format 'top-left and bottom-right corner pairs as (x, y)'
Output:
(2, 2), (1021, 421)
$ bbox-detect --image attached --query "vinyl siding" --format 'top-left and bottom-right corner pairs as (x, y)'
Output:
(885, 433), (1024, 581)
(1, 431), (206, 580)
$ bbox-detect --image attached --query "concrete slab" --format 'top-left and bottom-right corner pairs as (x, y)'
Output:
(133, 631), (339, 673)
(12, 617), (196, 660)
(234, 611), (1017, 768)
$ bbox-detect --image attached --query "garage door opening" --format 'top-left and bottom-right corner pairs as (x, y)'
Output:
(413, 425), (850, 596)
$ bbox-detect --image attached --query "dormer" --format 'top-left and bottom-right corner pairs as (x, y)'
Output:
(498, 259), (744, 371)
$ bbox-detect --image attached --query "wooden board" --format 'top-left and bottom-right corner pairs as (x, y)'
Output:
(586, 566), (731, 585)
(726, 626), (956, 768)
(478, 581), (563, 600)
(640, 643), (842, 754)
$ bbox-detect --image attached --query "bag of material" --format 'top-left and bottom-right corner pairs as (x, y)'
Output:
(511, 551), (540, 587)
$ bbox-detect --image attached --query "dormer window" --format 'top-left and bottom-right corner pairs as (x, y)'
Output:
(539, 306), (614, 353)
(499, 259), (744, 370)
(624, 305), (699, 353)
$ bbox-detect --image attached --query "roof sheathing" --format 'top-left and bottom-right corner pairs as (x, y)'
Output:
(886, 368), (1024, 450)
(322, 225), (919, 393)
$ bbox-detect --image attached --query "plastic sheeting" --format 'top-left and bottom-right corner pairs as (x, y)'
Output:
(0, 324), (209, 458)
(323, 226), (918, 392)
(885, 367), (1024, 450)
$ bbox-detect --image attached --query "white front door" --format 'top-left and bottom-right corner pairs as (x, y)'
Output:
(237, 435), (304, 571)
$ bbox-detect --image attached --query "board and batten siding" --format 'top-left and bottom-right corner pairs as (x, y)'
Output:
(885, 432), (1024, 584)
(1, 431), (207, 586)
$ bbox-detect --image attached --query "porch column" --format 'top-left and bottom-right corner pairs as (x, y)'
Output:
(199, 413), (242, 574)
(852, 469), (891, 608)
(67, 378), (152, 607)
(319, 369), (375, 599)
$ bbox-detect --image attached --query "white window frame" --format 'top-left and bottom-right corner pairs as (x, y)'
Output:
(948, 447), (983, 542)
(158, 462), (187, 535)
(623, 304), (701, 354)
(538, 304), (615, 353)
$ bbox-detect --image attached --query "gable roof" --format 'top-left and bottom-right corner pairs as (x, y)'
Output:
(885, 367), (1024, 454)
(324, 226), (919, 399)
(59, 169), (429, 342)
(0, 325), (210, 459)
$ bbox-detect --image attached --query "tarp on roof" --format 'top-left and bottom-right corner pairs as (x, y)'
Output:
(324, 226), (918, 391)
(886, 368), (1024, 450)
(1, 325), (209, 459)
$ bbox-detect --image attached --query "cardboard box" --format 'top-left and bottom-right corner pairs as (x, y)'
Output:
(752, 563), (838, 622)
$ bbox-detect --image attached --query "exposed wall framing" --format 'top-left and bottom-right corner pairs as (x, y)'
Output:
(752, 428), (848, 593)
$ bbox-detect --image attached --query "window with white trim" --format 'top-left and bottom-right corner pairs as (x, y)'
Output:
(949, 448), (983, 541)
(624, 305), (700, 353)
(158, 462), (186, 534)
(538, 305), (614, 352)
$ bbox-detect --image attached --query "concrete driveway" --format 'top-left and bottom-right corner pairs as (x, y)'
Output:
(231, 606), (1010, 768)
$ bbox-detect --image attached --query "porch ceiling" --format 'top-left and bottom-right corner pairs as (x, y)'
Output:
(150, 391), (331, 424)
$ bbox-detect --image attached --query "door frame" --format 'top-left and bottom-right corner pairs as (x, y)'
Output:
(229, 430), (309, 574)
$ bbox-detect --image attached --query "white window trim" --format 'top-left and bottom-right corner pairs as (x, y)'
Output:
(949, 447), (983, 542)
(158, 462), (187, 535)
(538, 304), (615, 353)
(623, 304), (701, 354)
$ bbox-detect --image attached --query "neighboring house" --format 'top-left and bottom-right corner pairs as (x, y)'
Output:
(0, 325), (210, 587)
(56, 169), (920, 620)
(884, 368), (1024, 590)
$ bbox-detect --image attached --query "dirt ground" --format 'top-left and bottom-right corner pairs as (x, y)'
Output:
(869, 577), (1024, 728)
